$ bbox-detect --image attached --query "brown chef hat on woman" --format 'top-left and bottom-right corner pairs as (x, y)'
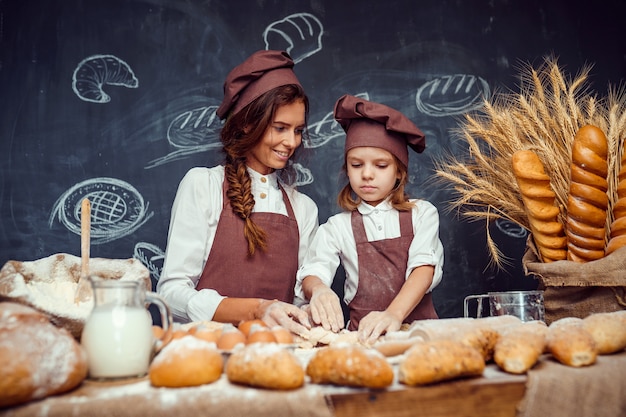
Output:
(216, 50), (302, 120)
(334, 94), (426, 167)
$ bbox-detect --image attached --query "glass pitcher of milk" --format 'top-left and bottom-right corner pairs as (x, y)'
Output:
(81, 275), (172, 379)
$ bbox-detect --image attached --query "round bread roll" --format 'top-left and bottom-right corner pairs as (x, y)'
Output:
(226, 343), (304, 390)
(0, 302), (88, 408)
(398, 339), (485, 386)
(565, 125), (609, 262)
(305, 343), (394, 389)
(149, 335), (223, 387)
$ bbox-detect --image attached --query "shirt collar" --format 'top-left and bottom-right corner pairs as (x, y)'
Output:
(247, 166), (280, 189)
(357, 198), (393, 215)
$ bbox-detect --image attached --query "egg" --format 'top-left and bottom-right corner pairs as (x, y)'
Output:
(271, 326), (294, 344)
(238, 319), (268, 336)
(217, 326), (247, 350)
(246, 327), (277, 344)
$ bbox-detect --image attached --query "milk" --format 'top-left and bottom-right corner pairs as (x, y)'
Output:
(81, 305), (154, 379)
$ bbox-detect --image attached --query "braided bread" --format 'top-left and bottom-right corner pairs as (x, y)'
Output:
(511, 149), (567, 262)
(606, 149), (626, 254)
(565, 125), (609, 262)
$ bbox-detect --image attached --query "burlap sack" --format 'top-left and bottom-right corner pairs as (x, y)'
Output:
(522, 237), (626, 324)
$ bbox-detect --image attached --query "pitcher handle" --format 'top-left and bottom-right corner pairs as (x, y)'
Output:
(145, 291), (173, 353)
(463, 294), (489, 318)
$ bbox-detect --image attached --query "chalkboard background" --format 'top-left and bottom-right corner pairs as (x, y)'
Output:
(1, 0), (625, 319)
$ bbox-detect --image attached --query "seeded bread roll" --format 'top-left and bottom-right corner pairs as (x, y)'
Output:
(398, 339), (485, 386)
(606, 150), (626, 254)
(511, 149), (567, 262)
(306, 344), (394, 389)
(547, 317), (597, 367)
(565, 125), (609, 262)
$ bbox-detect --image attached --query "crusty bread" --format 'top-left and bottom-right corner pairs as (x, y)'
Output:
(581, 312), (626, 354)
(0, 302), (88, 408)
(607, 150), (626, 254)
(547, 317), (597, 367)
(306, 343), (394, 389)
(149, 335), (223, 387)
(226, 343), (304, 390)
(511, 149), (567, 262)
(565, 125), (609, 262)
(398, 339), (485, 386)
(493, 321), (547, 374)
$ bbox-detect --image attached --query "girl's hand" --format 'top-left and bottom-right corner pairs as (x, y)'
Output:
(309, 286), (344, 332)
(257, 300), (311, 336)
(357, 311), (402, 345)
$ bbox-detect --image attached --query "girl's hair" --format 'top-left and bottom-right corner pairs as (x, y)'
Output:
(220, 83), (309, 255)
(337, 154), (415, 212)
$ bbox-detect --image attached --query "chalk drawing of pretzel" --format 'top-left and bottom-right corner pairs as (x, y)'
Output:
(72, 54), (139, 103)
(263, 12), (323, 64)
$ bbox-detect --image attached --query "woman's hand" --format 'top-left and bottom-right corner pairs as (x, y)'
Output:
(308, 285), (344, 332)
(256, 300), (311, 336)
(357, 310), (402, 345)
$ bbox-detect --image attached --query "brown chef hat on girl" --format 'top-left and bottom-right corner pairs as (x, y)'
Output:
(216, 50), (302, 120)
(334, 94), (426, 167)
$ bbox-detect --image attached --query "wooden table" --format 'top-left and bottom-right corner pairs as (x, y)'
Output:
(2, 352), (625, 417)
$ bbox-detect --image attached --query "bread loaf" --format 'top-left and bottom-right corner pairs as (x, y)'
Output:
(493, 321), (547, 374)
(306, 344), (394, 388)
(565, 125), (609, 262)
(606, 149), (626, 254)
(149, 335), (223, 388)
(511, 149), (567, 262)
(581, 312), (626, 354)
(0, 302), (88, 408)
(547, 317), (597, 367)
(226, 343), (305, 390)
(398, 339), (485, 386)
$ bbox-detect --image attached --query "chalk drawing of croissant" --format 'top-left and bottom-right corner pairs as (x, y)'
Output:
(72, 54), (139, 103)
(263, 12), (323, 64)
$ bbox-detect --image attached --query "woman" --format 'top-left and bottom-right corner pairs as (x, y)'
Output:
(296, 95), (443, 343)
(158, 50), (318, 335)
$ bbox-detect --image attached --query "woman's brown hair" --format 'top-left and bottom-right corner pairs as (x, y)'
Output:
(220, 83), (309, 255)
(337, 154), (415, 212)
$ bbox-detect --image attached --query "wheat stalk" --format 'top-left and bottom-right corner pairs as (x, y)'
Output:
(434, 56), (626, 268)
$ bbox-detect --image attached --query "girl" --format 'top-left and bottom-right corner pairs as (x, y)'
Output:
(158, 50), (318, 336)
(296, 94), (443, 343)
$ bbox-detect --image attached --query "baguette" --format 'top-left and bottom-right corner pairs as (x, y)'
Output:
(511, 149), (567, 262)
(581, 312), (626, 354)
(547, 317), (597, 367)
(565, 125), (609, 262)
(398, 339), (485, 386)
(493, 321), (547, 374)
(606, 149), (626, 254)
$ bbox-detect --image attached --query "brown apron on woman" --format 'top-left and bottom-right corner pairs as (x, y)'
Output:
(347, 209), (438, 331)
(196, 179), (299, 303)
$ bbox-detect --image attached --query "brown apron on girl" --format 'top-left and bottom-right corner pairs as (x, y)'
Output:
(196, 179), (299, 303)
(347, 209), (438, 331)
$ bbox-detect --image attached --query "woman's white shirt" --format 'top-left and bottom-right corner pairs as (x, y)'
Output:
(158, 166), (319, 323)
(295, 199), (443, 305)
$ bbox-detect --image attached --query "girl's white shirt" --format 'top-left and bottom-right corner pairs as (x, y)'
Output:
(295, 198), (443, 305)
(157, 165), (319, 323)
